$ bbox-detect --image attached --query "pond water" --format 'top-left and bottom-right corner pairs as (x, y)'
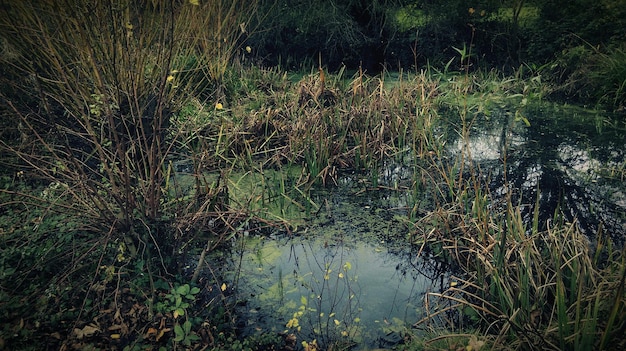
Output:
(445, 103), (626, 244)
(226, 184), (448, 349)
(198, 101), (625, 350)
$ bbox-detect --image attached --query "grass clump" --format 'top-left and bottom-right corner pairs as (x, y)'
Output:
(408, 123), (625, 350)
(414, 208), (625, 350)
(552, 43), (626, 110)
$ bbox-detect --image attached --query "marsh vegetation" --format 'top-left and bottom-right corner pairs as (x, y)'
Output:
(1, 1), (625, 350)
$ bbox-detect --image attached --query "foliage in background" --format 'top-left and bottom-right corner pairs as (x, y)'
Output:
(247, 0), (626, 109)
(250, 0), (406, 71)
(550, 44), (626, 109)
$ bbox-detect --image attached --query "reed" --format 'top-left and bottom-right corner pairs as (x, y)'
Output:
(407, 64), (625, 350)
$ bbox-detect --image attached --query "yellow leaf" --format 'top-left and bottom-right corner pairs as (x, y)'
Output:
(215, 102), (223, 110)
(286, 318), (299, 328)
(303, 339), (318, 351)
(156, 328), (170, 341)
(338, 272), (344, 278)
(334, 319), (340, 326)
(221, 283), (227, 291)
(189, 0), (199, 5)
(110, 334), (120, 339)
(166, 75), (174, 83)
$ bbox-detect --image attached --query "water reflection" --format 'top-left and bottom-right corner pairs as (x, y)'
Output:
(229, 188), (448, 349)
(445, 105), (626, 244)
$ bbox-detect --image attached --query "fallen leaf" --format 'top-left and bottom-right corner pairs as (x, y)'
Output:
(157, 328), (170, 341)
(145, 327), (158, 338)
(74, 324), (100, 339)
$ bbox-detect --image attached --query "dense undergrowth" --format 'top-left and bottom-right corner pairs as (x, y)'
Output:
(1, 1), (625, 351)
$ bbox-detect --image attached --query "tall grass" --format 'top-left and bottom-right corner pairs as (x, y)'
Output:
(407, 66), (626, 350)
(227, 66), (442, 186)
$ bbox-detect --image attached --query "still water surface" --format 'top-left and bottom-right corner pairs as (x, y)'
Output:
(228, 185), (447, 349)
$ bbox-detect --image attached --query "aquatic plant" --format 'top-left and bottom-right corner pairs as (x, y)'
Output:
(407, 54), (626, 350)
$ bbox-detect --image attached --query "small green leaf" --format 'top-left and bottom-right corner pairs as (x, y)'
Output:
(183, 320), (192, 333)
(174, 324), (184, 341)
(190, 286), (200, 295)
(176, 284), (190, 295)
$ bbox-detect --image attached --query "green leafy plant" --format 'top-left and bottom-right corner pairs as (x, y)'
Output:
(156, 284), (200, 318)
(174, 320), (200, 346)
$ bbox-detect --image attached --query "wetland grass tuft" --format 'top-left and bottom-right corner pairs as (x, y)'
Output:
(406, 64), (626, 350)
(411, 168), (625, 350)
